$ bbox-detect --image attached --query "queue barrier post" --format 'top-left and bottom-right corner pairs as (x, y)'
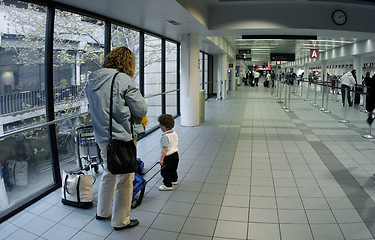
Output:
(300, 78), (304, 99)
(323, 81), (331, 113)
(277, 79), (283, 103)
(312, 80), (318, 107)
(305, 80), (310, 101)
(339, 88), (350, 123)
(320, 81), (326, 111)
(282, 80), (288, 109)
(285, 82), (292, 113)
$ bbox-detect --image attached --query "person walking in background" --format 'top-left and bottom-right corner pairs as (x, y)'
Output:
(158, 114), (179, 191)
(271, 70), (276, 88)
(366, 74), (375, 125)
(86, 46), (148, 231)
(340, 70), (356, 107)
(254, 71), (260, 86)
(363, 72), (372, 109)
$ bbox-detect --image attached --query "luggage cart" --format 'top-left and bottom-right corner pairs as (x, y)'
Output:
(75, 126), (102, 173)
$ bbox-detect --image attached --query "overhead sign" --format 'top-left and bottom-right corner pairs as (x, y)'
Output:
(236, 54), (251, 61)
(238, 49), (251, 54)
(310, 49), (319, 59)
(276, 61), (282, 65)
(270, 53), (295, 61)
(256, 66), (272, 71)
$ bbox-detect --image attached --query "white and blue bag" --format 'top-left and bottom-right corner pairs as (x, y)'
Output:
(0, 167), (9, 211)
(61, 171), (93, 209)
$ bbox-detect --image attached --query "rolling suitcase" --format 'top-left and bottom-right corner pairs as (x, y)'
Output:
(131, 161), (165, 208)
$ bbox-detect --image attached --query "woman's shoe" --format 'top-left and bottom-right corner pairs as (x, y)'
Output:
(96, 214), (109, 220)
(114, 219), (139, 231)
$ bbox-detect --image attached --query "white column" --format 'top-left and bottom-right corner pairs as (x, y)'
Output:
(180, 34), (200, 127)
(229, 61), (236, 91)
(222, 54), (228, 100)
(353, 55), (361, 82)
(217, 53), (227, 100)
(321, 60), (327, 82)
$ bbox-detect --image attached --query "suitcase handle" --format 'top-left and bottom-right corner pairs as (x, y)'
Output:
(143, 161), (166, 182)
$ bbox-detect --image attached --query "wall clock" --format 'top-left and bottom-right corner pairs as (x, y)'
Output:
(332, 10), (347, 25)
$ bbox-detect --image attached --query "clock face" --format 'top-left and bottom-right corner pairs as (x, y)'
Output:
(332, 10), (347, 25)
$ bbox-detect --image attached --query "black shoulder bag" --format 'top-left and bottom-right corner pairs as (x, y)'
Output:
(106, 72), (137, 174)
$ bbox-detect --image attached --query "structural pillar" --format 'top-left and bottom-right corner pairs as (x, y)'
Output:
(217, 53), (228, 100)
(353, 55), (361, 82)
(180, 34), (200, 127)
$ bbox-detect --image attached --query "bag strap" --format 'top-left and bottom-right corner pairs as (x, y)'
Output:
(109, 72), (134, 142)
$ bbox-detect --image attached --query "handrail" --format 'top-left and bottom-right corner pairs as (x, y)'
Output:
(1, 88), (182, 139)
(0, 112), (89, 140)
(144, 89), (180, 99)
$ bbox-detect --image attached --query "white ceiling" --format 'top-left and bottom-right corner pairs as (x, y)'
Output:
(54, 0), (375, 64)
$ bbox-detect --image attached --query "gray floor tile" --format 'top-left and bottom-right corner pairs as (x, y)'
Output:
(310, 223), (345, 240)
(250, 196), (277, 209)
(150, 213), (186, 232)
(169, 191), (199, 203)
(160, 201), (193, 217)
(71, 231), (105, 240)
(219, 206), (248, 222)
(181, 217), (216, 236)
(339, 223), (373, 240)
(4, 228), (38, 240)
(177, 234), (212, 240)
(195, 192), (224, 206)
(131, 209), (158, 228)
(226, 184), (250, 196)
(275, 187), (300, 198)
(301, 197), (330, 210)
(249, 208), (278, 223)
(189, 204), (220, 219)
(248, 222), (280, 240)
(326, 197), (355, 209)
(278, 209), (308, 224)
(141, 228), (179, 240)
(41, 223), (80, 240)
(306, 209), (337, 224)
(276, 197), (304, 210)
(332, 209), (364, 223)
(214, 220), (248, 239)
(280, 224), (313, 240)
(22, 216), (56, 236)
(222, 194), (249, 208)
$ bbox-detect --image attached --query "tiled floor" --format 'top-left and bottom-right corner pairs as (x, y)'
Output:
(1, 80), (375, 240)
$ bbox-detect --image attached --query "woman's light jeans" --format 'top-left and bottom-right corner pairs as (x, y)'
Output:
(97, 141), (134, 228)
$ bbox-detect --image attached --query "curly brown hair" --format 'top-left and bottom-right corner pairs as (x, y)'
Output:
(103, 46), (135, 77)
(158, 114), (174, 129)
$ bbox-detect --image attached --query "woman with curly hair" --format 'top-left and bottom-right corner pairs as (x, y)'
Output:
(86, 46), (147, 231)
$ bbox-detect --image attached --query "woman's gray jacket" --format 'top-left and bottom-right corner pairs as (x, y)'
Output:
(86, 68), (148, 143)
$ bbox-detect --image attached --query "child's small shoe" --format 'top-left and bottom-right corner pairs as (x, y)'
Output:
(159, 185), (173, 191)
(172, 181), (179, 185)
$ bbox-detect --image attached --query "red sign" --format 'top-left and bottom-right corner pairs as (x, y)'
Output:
(310, 49), (319, 59)
(256, 66), (272, 71)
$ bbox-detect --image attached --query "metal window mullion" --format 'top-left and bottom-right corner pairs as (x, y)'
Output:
(161, 39), (166, 114)
(45, 6), (61, 185)
(177, 42), (180, 116)
(104, 19), (111, 58)
(139, 32), (145, 96)
(202, 53), (205, 90)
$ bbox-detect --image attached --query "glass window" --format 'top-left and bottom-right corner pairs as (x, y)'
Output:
(165, 41), (178, 117)
(204, 53), (209, 99)
(111, 25), (140, 88)
(144, 34), (162, 131)
(200, 52), (203, 91)
(53, 10), (104, 169)
(0, 0), (50, 219)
